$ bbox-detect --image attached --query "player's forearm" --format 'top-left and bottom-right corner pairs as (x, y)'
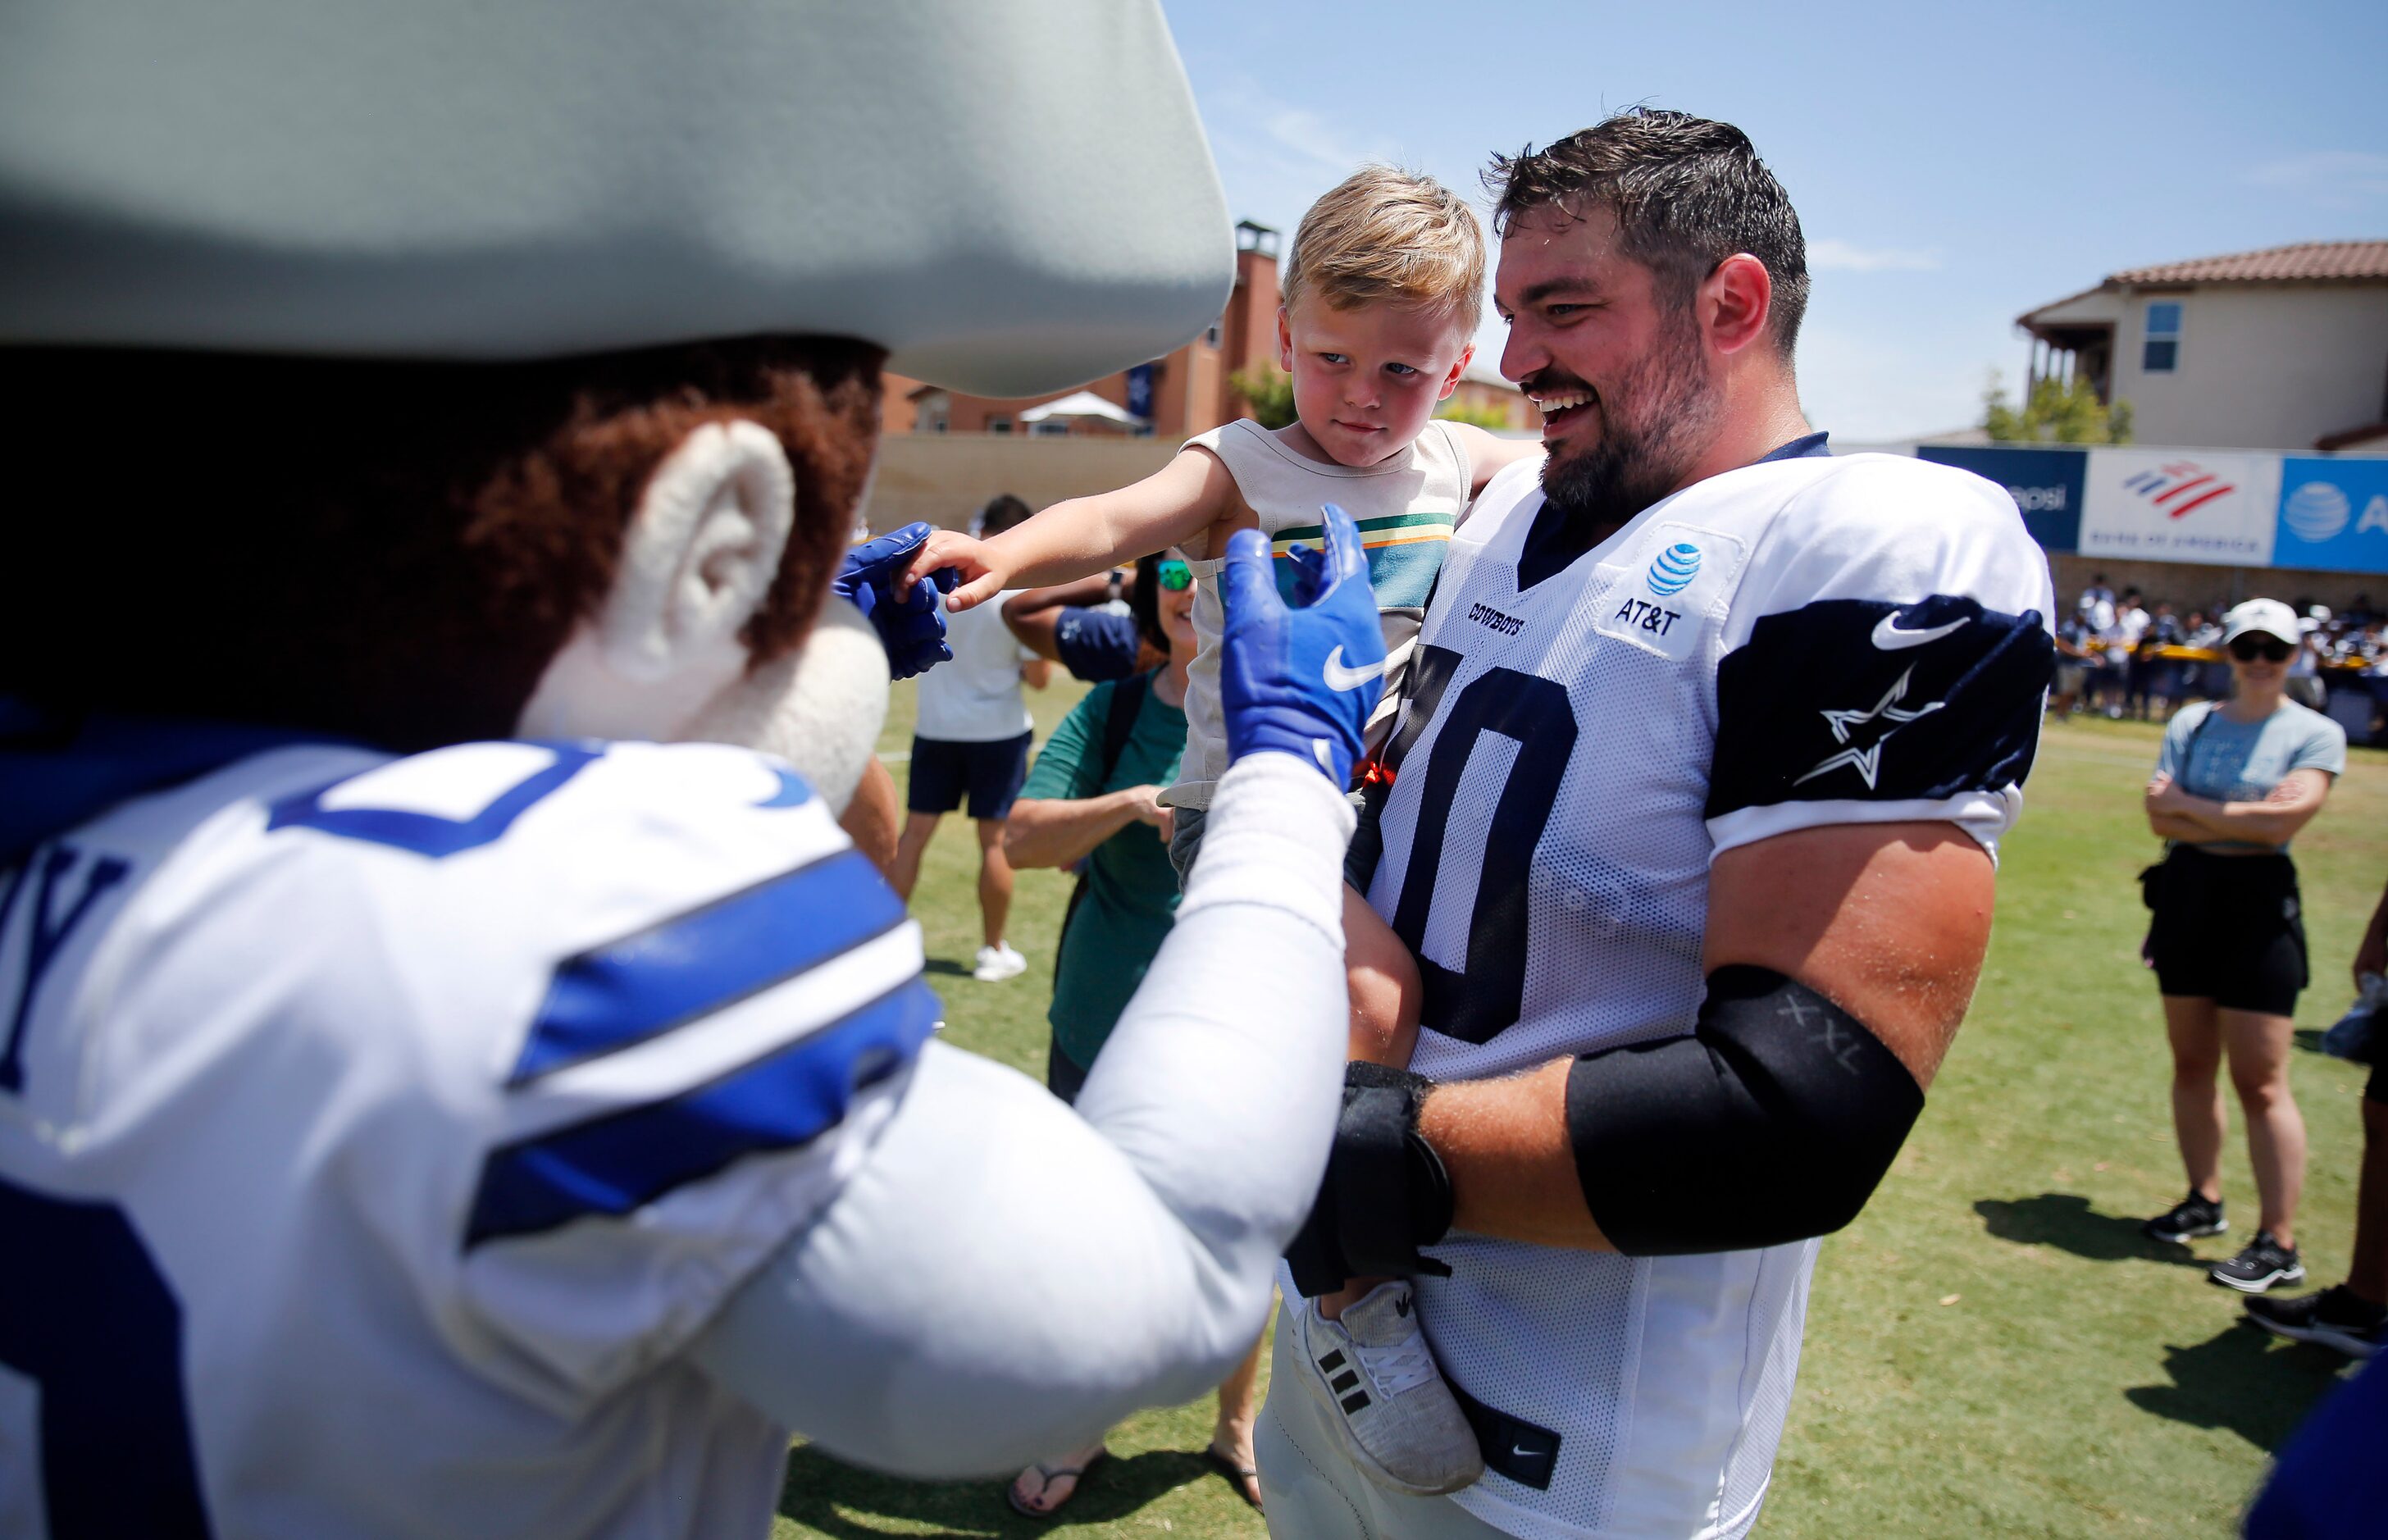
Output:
(1001, 791), (1142, 869)
(1421, 1059), (1616, 1250)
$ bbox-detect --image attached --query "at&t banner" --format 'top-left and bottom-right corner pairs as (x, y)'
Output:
(2273, 458), (2388, 574)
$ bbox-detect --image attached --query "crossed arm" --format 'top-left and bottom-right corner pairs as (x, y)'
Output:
(2145, 768), (2331, 849)
(1415, 820), (1994, 1251)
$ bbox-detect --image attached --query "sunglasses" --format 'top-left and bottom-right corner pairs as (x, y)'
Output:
(2229, 636), (2295, 663)
(1156, 558), (1192, 591)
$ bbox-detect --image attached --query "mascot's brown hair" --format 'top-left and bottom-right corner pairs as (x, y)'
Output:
(2, 339), (880, 750)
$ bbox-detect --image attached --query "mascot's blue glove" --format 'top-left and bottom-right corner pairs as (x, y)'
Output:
(832, 522), (957, 680)
(1218, 502), (1383, 787)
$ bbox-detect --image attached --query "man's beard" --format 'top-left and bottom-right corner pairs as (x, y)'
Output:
(1535, 310), (1720, 531)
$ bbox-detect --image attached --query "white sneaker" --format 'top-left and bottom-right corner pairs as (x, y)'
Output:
(1292, 1283), (1483, 1497)
(973, 942), (1027, 982)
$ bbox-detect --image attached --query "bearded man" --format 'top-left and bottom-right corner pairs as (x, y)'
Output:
(1260, 111), (2056, 1540)
(0, 4), (1384, 1535)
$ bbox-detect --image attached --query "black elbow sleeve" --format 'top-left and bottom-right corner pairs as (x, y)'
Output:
(1564, 965), (1925, 1256)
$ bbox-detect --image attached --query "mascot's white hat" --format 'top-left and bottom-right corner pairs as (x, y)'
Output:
(0, 0), (1232, 393)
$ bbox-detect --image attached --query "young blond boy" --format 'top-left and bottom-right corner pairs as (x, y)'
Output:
(906, 166), (1538, 1499)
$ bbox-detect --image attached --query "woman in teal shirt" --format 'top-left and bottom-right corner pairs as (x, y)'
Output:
(999, 554), (1265, 1515)
(2141, 599), (2348, 1294)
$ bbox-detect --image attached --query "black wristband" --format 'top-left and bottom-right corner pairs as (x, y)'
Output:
(1284, 1063), (1455, 1296)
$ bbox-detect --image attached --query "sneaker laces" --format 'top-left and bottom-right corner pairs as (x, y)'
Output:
(1354, 1337), (1438, 1397)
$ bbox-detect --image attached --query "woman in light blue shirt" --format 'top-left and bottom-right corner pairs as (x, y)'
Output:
(2140, 599), (2347, 1294)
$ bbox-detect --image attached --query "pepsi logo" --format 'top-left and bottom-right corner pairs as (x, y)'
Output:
(1647, 542), (1702, 597)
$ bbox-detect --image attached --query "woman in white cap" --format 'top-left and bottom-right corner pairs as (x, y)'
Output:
(2140, 598), (2348, 1293)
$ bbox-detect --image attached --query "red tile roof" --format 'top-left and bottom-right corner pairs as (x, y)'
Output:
(2107, 239), (2388, 285)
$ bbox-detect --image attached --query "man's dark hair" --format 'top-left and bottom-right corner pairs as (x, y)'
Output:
(979, 492), (1034, 537)
(1129, 555), (1167, 654)
(1487, 109), (1809, 360)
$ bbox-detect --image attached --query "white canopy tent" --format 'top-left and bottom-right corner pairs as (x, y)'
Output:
(1018, 390), (1148, 430)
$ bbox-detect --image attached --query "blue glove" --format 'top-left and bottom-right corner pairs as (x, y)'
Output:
(1218, 502), (1383, 786)
(832, 522), (956, 680)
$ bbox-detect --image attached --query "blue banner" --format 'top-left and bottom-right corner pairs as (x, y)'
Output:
(1916, 444), (2085, 553)
(1123, 363), (1155, 421)
(2274, 458), (2388, 574)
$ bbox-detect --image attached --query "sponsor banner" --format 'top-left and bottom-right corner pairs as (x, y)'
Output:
(1917, 445), (2085, 552)
(2274, 458), (2388, 574)
(2079, 449), (2281, 567)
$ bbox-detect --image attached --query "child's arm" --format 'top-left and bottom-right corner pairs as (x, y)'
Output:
(902, 447), (1240, 613)
(1445, 421), (1545, 496)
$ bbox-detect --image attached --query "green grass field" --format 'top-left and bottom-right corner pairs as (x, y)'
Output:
(772, 684), (2388, 1539)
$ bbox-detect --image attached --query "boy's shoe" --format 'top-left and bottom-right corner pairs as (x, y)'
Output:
(1291, 1283), (1483, 1497)
(973, 942), (1027, 982)
(2143, 1191), (2227, 1244)
(2209, 1231), (2304, 1293)
(2244, 1285), (2388, 1359)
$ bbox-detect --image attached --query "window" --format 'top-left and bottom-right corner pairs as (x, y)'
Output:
(1205, 317), (1224, 349)
(987, 415), (1012, 435)
(2143, 301), (2182, 373)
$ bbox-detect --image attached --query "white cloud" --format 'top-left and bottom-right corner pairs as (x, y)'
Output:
(1807, 238), (1942, 273)
(2242, 150), (2388, 206)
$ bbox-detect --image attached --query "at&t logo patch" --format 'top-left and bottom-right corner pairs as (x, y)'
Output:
(1647, 542), (1702, 595)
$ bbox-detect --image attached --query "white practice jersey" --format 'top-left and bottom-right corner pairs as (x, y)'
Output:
(0, 737), (935, 1538)
(1360, 446), (2054, 1539)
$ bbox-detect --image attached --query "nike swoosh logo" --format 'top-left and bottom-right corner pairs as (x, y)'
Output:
(1324, 645), (1387, 691)
(1511, 1445), (1539, 1460)
(1871, 613), (1969, 650)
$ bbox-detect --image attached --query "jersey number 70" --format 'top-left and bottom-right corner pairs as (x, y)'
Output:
(1383, 645), (1579, 1046)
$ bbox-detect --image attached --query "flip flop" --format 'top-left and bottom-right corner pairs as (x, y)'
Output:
(1006, 1449), (1110, 1519)
(1203, 1441), (1265, 1511)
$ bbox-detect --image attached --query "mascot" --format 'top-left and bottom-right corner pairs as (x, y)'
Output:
(0, 3), (1383, 1534)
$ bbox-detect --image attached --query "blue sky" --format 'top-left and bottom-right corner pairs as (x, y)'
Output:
(1161, 0), (2388, 442)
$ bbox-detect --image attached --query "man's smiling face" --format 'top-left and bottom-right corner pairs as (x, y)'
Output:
(1495, 204), (1720, 530)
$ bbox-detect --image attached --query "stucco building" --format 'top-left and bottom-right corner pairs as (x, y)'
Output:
(2017, 239), (2388, 452)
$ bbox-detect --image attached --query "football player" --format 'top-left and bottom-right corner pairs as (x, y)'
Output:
(1258, 112), (2057, 1538)
(0, 4), (1382, 1535)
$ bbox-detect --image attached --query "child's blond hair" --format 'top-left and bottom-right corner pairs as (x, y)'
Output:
(1281, 166), (1484, 333)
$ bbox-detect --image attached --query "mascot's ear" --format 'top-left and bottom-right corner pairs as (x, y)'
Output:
(601, 420), (796, 681)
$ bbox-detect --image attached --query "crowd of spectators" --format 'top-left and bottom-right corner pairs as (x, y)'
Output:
(2053, 575), (2386, 739)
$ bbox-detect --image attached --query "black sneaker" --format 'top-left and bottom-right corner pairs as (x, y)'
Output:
(2143, 1191), (2227, 1244)
(2245, 1284), (2387, 1359)
(2209, 1231), (2305, 1293)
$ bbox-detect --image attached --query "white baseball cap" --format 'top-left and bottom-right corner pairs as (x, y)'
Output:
(2222, 599), (2302, 646)
(0, 1), (1232, 396)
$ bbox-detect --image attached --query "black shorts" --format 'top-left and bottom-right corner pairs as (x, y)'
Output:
(906, 731), (1032, 820)
(2144, 846), (2309, 1015)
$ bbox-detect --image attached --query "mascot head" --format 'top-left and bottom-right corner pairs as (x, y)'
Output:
(0, 1), (1231, 809)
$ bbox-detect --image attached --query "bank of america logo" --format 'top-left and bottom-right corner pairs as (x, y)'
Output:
(1647, 542), (1702, 596)
(2124, 461), (2238, 519)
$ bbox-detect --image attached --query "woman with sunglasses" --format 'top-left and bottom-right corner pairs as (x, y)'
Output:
(998, 551), (1269, 1516)
(2140, 599), (2349, 1293)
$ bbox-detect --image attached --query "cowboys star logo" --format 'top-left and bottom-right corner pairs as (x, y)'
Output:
(1792, 664), (1945, 791)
